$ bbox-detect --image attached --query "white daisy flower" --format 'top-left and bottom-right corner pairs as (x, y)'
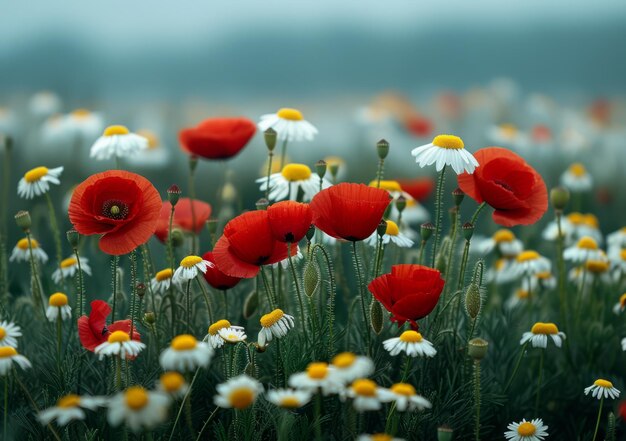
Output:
(504, 418), (549, 441)
(560, 163), (592, 193)
(45, 292), (72, 322)
(265, 388), (312, 409)
(214, 375), (263, 409)
(563, 236), (605, 263)
(218, 327), (247, 345)
(612, 293), (626, 315)
(0, 346), (31, 376)
(486, 123), (528, 149)
(383, 331), (437, 358)
(572, 257), (612, 287)
(17, 166), (63, 199)
(51, 256), (91, 284)
(531, 272), (557, 291)
(107, 386), (170, 432)
(411, 134), (479, 175)
(476, 229), (523, 258)
(510, 251), (552, 278)
(90, 125), (149, 160)
(172, 255), (213, 284)
(621, 337), (626, 351)
(29, 91), (61, 118)
(584, 379), (620, 400)
(9, 237), (48, 264)
(157, 371), (189, 399)
(257, 163), (331, 202)
(257, 309), (295, 347)
(520, 323), (566, 349)
(0, 321), (21, 348)
(392, 199), (430, 226)
(378, 382), (431, 412)
(365, 220), (414, 248)
(258, 108), (318, 142)
(38, 394), (106, 426)
(607, 227), (626, 251)
(0, 107), (17, 136)
(330, 352), (374, 384)
(150, 268), (175, 295)
(484, 258), (519, 285)
(61, 109), (104, 143)
(94, 331), (145, 360)
(288, 362), (343, 396)
(343, 378), (386, 412)
(505, 288), (531, 310)
(542, 213), (603, 246)
(357, 434), (405, 441)
(206, 320), (245, 349)
(159, 334), (214, 372)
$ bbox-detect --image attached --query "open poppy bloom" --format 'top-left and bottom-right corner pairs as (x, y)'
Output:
(267, 201), (312, 243)
(69, 170), (161, 255)
(395, 178), (434, 202)
(368, 264), (444, 329)
(179, 117), (256, 160)
(201, 251), (242, 290)
(309, 183), (390, 242)
(154, 198), (212, 243)
(213, 211), (296, 278)
(457, 147), (548, 227)
(78, 300), (140, 352)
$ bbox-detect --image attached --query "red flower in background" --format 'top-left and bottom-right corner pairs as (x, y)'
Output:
(154, 198), (212, 243)
(202, 251), (242, 291)
(267, 201), (312, 243)
(396, 178), (434, 202)
(69, 170), (161, 255)
(619, 401), (626, 420)
(368, 264), (444, 329)
(457, 147), (548, 227)
(179, 117), (256, 160)
(404, 116), (433, 138)
(310, 183), (390, 241)
(78, 300), (141, 352)
(213, 210), (296, 278)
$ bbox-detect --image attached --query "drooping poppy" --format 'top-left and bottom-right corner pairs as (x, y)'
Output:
(201, 251), (242, 291)
(396, 178), (434, 202)
(267, 201), (312, 243)
(213, 210), (296, 278)
(78, 300), (140, 352)
(457, 147), (548, 227)
(154, 198), (212, 243)
(179, 117), (256, 160)
(309, 183), (390, 241)
(68, 170), (161, 255)
(368, 264), (444, 330)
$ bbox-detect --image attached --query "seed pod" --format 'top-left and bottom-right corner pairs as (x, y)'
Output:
(14, 210), (31, 231)
(462, 222), (474, 241)
(264, 128), (277, 151)
(452, 187), (465, 206)
(420, 222), (434, 242)
(435, 236), (451, 273)
(170, 229), (184, 248)
(468, 337), (489, 360)
(167, 184), (181, 206)
(303, 259), (320, 298)
(66, 229), (80, 248)
(376, 139), (389, 159)
(315, 160), (327, 179)
(144, 311), (156, 325)
(550, 186), (570, 211)
(437, 426), (454, 441)
(243, 290), (259, 319)
(464, 282), (482, 320)
(370, 299), (384, 334)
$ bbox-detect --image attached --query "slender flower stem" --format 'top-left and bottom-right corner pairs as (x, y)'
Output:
(474, 360), (482, 441)
(0, 138), (11, 304)
(265, 151), (273, 200)
(376, 158), (385, 188)
(288, 242), (308, 344)
(534, 350), (545, 414)
(592, 397), (604, 441)
(14, 374), (62, 441)
(115, 356), (122, 390)
(470, 202), (487, 226)
(169, 368), (200, 441)
(195, 277), (213, 324)
(56, 314), (63, 372)
(555, 211), (567, 325)
(73, 248), (85, 317)
(418, 240), (426, 265)
(457, 239), (472, 291)
(45, 193), (64, 289)
(431, 166), (447, 268)
(351, 241), (371, 355)
(129, 250), (138, 340)
(3, 375), (7, 441)
(195, 407), (220, 441)
(401, 355), (413, 382)
(185, 280), (192, 333)
(279, 139), (288, 170)
(504, 342), (528, 392)
(260, 267), (276, 310)
(111, 255), (119, 322)
(314, 392), (323, 441)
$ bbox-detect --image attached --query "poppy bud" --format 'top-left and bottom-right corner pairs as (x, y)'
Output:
(206, 218), (218, 235)
(256, 198), (269, 211)
(136, 283), (147, 299)
(437, 426), (454, 441)
(328, 162), (340, 179)
(376, 139), (389, 159)
(395, 195), (407, 213)
(464, 282), (482, 319)
(370, 299), (384, 334)
(550, 186), (570, 211)
(436, 237), (451, 273)
(306, 225), (316, 241)
(315, 160), (327, 179)
(243, 290), (258, 319)
(189, 155), (198, 173)
(303, 259), (320, 298)
(452, 187), (465, 206)
(14, 210), (31, 231)
(468, 337), (488, 360)
(377, 219), (388, 237)
(167, 184), (181, 206)
(170, 229), (185, 248)
(144, 311), (156, 325)
(264, 128), (277, 152)
(420, 222), (434, 242)
(66, 229), (80, 249)
(462, 222), (474, 241)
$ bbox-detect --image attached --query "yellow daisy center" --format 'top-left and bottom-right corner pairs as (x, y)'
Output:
(49, 292), (68, 307)
(103, 125), (130, 137)
(172, 334), (197, 351)
(137, 129), (159, 149)
(281, 164), (312, 182)
(155, 268), (173, 282)
(530, 322), (559, 335)
(390, 383), (416, 396)
(229, 388), (255, 409)
(517, 422), (536, 436)
(500, 123), (518, 138)
(620, 249), (626, 261)
(307, 362), (329, 379)
(567, 212), (584, 225)
(432, 134), (464, 150)
(385, 220), (400, 236)
(125, 386), (149, 411)
(180, 255), (202, 268)
(108, 331), (130, 343)
(71, 109), (90, 118)
(160, 372), (185, 392)
(0, 347), (17, 358)
(569, 163), (586, 177)
(279, 396), (301, 408)
(517, 250), (539, 262)
(516, 289), (530, 299)
(17, 238), (38, 250)
(535, 271), (552, 280)
(24, 166), (49, 183)
(277, 108), (304, 121)
(57, 394), (81, 408)
(620, 293), (626, 307)
(60, 257), (77, 269)
(577, 236), (598, 250)
(586, 259), (609, 273)
(583, 214), (599, 228)
(332, 352), (356, 368)
(0, 328), (5, 340)
(495, 259), (506, 271)
(352, 378), (377, 397)
(370, 434), (393, 441)
(260, 309), (284, 328)
(594, 379), (613, 388)
(399, 330), (423, 343)
(209, 319), (232, 336)
(369, 180), (402, 192)
(493, 229), (514, 243)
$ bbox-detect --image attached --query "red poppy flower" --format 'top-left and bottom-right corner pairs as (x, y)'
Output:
(310, 183), (390, 241)
(154, 198), (212, 243)
(619, 400), (626, 420)
(201, 251), (242, 290)
(396, 178), (434, 202)
(368, 264), (444, 329)
(78, 300), (140, 352)
(267, 201), (312, 243)
(213, 210), (296, 278)
(404, 116), (433, 138)
(69, 170), (161, 255)
(179, 117), (256, 160)
(457, 147), (548, 227)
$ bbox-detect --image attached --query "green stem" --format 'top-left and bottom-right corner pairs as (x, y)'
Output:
(169, 368), (200, 441)
(265, 152), (273, 200)
(195, 277), (213, 324)
(115, 356), (122, 391)
(592, 397), (604, 441)
(534, 350), (544, 414)
(314, 393), (322, 441)
(376, 158), (385, 188)
(185, 280), (192, 333)
(3, 374), (7, 441)
(45, 192), (64, 289)
(418, 240), (426, 265)
(129, 250), (137, 339)
(401, 355), (413, 382)
(260, 267), (276, 310)
(555, 211), (567, 325)
(504, 342), (528, 392)
(73, 248), (85, 317)
(111, 255), (119, 322)
(279, 139), (288, 170)
(470, 202), (487, 226)
(351, 241), (371, 355)
(194, 407), (220, 441)
(56, 314), (62, 373)
(25, 232), (46, 316)
(288, 242), (308, 344)
(431, 166), (447, 267)
(474, 360), (481, 441)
